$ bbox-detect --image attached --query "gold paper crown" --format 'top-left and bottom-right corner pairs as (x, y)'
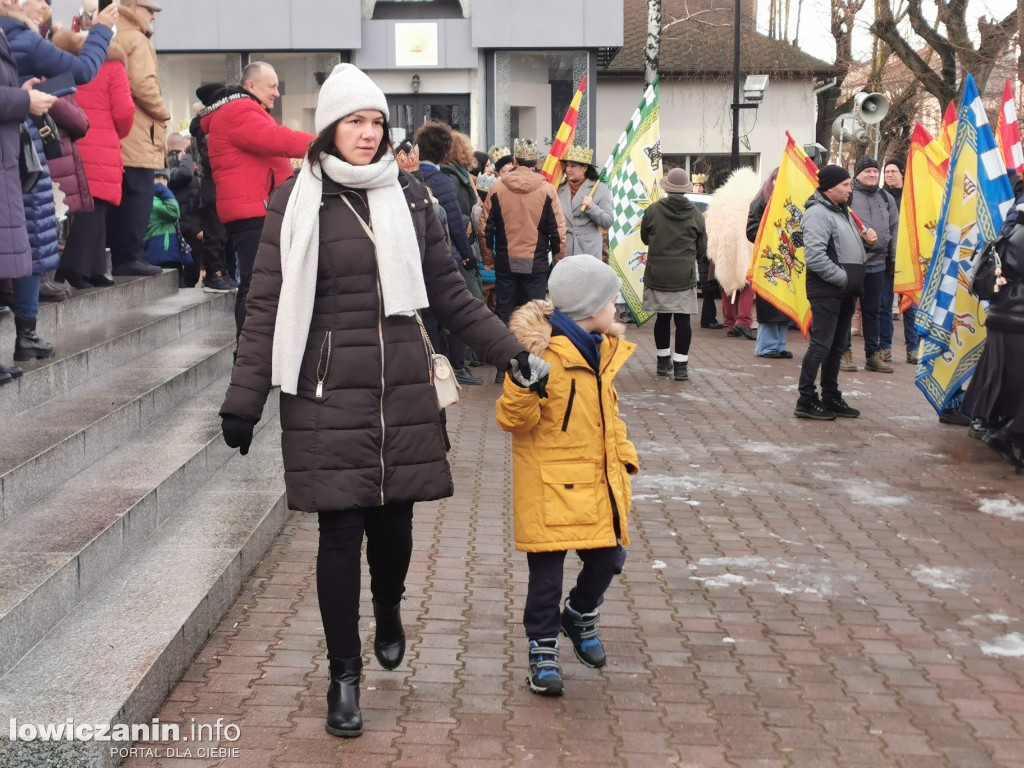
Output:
(513, 138), (540, 162)
(562, 145), (594, 166)
(489, 145), (511, 163)
(691, 173), (708, 184)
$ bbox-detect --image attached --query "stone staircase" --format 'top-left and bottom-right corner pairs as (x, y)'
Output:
(0, 273), (287, 768)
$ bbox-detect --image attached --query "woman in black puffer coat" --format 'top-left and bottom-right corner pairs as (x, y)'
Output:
(963, 212), (1024, 474)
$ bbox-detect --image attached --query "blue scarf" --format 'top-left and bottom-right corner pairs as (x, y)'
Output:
(549, 309), (604, 373)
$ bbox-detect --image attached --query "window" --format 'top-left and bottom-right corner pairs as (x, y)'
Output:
(662, 154), (759, 193)
(492, 51), (589, 149)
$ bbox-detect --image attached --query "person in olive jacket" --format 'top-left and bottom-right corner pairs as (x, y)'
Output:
(218, 64), (549, 740)
(640, 168), (707, 381)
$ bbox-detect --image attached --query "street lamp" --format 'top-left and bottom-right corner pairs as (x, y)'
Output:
(730, 0), (768, 170)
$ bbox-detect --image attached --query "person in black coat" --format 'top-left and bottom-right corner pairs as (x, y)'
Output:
(746, 167), (793, 358)
(962, 214), (1024, 474)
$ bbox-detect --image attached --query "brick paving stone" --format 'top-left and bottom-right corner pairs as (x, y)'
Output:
(121, 326), (1024, 768)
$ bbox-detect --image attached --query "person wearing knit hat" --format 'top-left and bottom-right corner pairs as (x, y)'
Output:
(219, 62), (545, 740)
(639, 166), (707, 381)
(793, 162), (871, 421)
(498, 258), (638, 697)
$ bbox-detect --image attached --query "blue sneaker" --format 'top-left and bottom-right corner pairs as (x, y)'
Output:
(527, 639), (564, 696)
(561, 600), (606, 668)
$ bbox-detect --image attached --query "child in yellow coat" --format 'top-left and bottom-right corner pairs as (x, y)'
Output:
(497, 255), (639, 696)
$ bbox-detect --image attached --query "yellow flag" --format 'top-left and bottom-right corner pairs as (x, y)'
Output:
(749, 133), (818, 335)
(893, 123), (949, 306)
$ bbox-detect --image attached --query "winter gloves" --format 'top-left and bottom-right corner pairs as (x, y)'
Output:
(509, 351), (551, 398)
(222, 415), (257, 455)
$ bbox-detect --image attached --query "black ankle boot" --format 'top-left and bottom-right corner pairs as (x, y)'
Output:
(14, 316), (55, 361)
(372, 600), (406, 670)
(656, 356), (671, 377)
(325, 656), (362, 738)
(673, 361), (688, 381)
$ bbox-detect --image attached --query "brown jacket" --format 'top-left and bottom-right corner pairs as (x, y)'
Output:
(117, 6), (169, 169)
(478, 166), (566, 275)
(221, 171), (526, 513)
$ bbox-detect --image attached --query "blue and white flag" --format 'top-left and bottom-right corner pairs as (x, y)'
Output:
(915, 74), (1015, 414)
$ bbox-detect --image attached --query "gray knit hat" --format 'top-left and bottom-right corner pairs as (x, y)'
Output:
(548, 255), (622, 321)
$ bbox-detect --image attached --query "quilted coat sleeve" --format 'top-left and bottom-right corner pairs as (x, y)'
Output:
(434, 174), (472, 262)
(27, 24), (110, 83)
(108, 62), (134, 138)
(232, 103), (311, 159)
(496, 374), (544, 434)
(420, 196), (525, 370)
(49, 95), (88, 140)
(219, 181), (288, 422)
(0, 84), (29, 122)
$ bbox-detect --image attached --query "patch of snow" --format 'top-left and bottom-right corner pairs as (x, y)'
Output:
(978, 498), (1024, 521)
(676, 391), (708, 402)
(980, 633), (1024, 657)
(722, 637), (736, 643)
(632, 494), (659, 502)
(698, 556), (766, 568)
(691, 574), (756, 587)
(844, 390), (866, 397)
(873, 433), (896, 439)
(651, 560), (667, 570)
(912, 566), (969, 592)
(962, 614), (1015, 626)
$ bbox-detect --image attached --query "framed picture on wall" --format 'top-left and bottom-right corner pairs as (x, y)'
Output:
(395, 23), (439, 67)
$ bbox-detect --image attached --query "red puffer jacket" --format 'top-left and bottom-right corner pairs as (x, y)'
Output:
(74, 40), (134, 206)
(200, 90), (312, 224)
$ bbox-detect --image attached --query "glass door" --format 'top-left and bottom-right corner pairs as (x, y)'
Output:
(387, 95), (471, 143)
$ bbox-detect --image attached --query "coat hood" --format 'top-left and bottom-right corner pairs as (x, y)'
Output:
(502, 166), (548, 195)
(509, 299), (625, 356)
(656, 193), (699, 221)
(117, 5), (153, 38)
(51, 28), (127, 63)
(0, 9), (37, 34)
(200, 88), (262, 122)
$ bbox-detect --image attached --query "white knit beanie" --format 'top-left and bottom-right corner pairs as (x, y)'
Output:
(315, 64), (390, 134)
(548, 255), (622, 321)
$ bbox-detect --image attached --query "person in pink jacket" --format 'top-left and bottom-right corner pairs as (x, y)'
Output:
(57, 11), (133, 287)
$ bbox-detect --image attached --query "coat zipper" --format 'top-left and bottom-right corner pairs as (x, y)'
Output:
(315, 330), (332, 399)
(561, 379), (576, 432)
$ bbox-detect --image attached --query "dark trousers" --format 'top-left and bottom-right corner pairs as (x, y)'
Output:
(198, 204), (228, 276)
(654, 312), (692, 355)
(524, 546), (621, 640)
(61, 199), (109, 277)
(495, 270), (548, 325)
(700, 282), (719, 326)
(226, 218), (264, 338)
(861, 269), (887, 357)
(798, 295), (856, 400)
(317, 503), (414, 659)
(107, 168), (155, 267)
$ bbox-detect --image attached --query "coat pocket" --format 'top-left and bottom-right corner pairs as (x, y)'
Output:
(540, 462), (598, 527)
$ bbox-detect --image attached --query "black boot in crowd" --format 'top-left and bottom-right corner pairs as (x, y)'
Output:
(673, 361), (688, 381)
(372, 600), (406, 670)
(656, 356), (671, 377)
(14, 316), (55, 361)
(325, 656), (363, 738)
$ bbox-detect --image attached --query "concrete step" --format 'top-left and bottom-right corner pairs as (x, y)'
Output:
(0, 416), (287, 768)
(0, 372), (281, 681)
(0, 318), (236, 522)
(0, 270), (179, 349)
(0, 283), (232, 422)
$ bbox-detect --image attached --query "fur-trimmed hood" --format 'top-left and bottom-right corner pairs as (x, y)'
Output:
(509, 299), (625, 356)
(51, 27), (126, 62)
(705, 167), (760, 295)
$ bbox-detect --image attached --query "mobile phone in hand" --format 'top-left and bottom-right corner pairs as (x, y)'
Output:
(34, 71), (76, 98)
(98, 0), (113, 10)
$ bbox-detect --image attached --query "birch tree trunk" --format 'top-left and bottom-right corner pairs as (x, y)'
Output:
(645, 0), (661, 90)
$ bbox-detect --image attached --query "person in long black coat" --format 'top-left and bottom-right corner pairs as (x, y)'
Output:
(0, 26), (55, 383)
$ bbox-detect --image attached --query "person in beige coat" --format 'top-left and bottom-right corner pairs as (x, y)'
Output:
(106, 0), (169, 277)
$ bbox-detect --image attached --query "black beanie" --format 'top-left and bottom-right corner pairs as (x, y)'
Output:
(196, 83), (225, 107)
(494, 154), (514, 173)
(854, 155), (879, 175)
(817, 164), (851, 192)
(883, 157), (905, 175)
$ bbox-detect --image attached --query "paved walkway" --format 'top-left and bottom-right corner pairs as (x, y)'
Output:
(126, 323), (1024, 768)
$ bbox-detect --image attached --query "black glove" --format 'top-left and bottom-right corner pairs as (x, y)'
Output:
(222, 415), (257, 456)
(510, 351), (551, 398)
(462, 254), (478, 269)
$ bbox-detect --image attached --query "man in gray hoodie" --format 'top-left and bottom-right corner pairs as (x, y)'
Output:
(849, 156), (900, 372)
(795, 165), (874, 421)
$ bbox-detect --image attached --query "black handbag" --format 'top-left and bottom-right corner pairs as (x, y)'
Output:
(18, 123), (43, 192)
(33, 114), (62, 161)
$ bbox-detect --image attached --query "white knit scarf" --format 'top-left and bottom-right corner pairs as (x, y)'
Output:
(271, 153), (428, 395)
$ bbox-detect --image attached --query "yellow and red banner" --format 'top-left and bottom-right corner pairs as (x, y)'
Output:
(995, 77), (1024, 175)
(749, 132), (818, 336)
(893, 123), (949, 306)
(940, 100), (957, 155)
(540, 76), (587, 189)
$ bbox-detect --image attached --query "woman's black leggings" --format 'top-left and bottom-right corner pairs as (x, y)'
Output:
(317, 503), (414, 659)
(654, 312), (692, 355)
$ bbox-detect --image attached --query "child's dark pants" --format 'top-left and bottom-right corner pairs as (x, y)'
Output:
(524, 546), (621, 640)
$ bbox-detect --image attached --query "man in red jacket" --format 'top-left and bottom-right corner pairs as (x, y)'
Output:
(200, 62), (313, 337)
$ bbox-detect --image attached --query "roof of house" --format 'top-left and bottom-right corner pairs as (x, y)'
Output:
(604, 0), (836, 78)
